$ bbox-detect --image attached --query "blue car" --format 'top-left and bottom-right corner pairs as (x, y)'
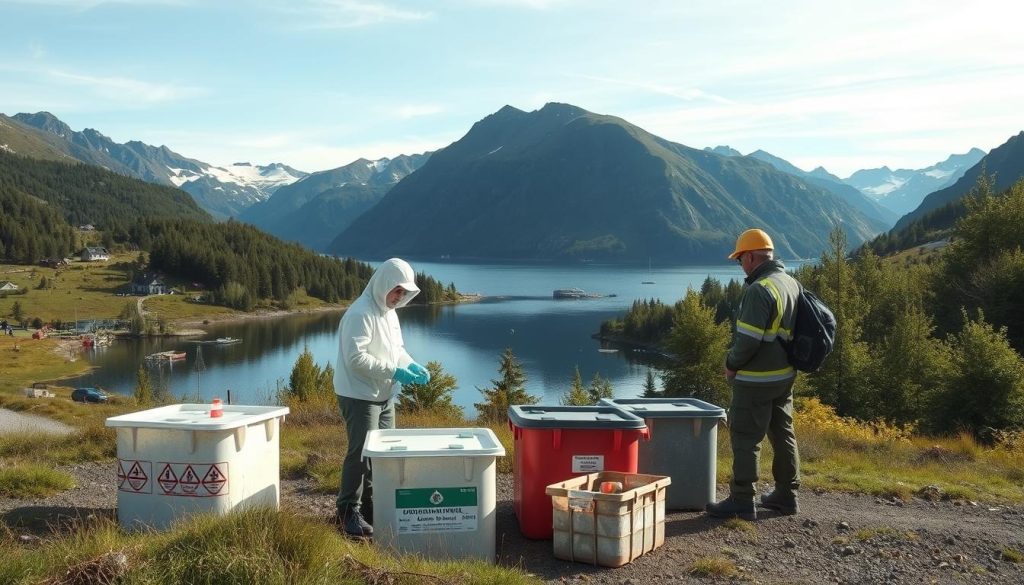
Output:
(72, 387), (108, 403)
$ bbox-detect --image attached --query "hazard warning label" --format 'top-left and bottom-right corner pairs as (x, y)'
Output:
(117, 460), (152, 494)
(156, 462), (229, 497)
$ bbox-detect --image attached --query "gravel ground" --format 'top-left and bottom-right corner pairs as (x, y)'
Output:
(3, 462), (1023, 584)
(0, 407), (74, 435)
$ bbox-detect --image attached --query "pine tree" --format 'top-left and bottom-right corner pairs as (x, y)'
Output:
(287, 345), (321, 401)
(134, 365), (153, 405)
(660, 289), (731, 405)
(561, 366), (590, 406)
(11, 301), (24, 323)
(642, 369), (661, 397)
(587, 372), (614, 404)
(475, 347), (538, 422)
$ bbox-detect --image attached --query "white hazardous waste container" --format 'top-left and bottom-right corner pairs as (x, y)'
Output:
(105, 403), (289, 530)
(363, 428), (506, 563)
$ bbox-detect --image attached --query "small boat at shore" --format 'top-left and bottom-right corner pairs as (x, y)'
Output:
(146, 350), (186, 361)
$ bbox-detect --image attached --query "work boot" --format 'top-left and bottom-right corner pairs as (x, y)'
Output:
(706, 496), (756, 521)
(759, 489), (799, 515)
(340, 506), (373, 538)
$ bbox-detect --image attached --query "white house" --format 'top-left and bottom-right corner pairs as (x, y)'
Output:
(0, 281), (19, 292)
(81, 247), (110, 261)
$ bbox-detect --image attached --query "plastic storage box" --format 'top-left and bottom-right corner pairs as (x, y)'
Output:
(601, 397), (726, 510)
(105, 403), (289, 530)
(362, 428), (506, 563)
(545, 471), (671, 567)
(508, 404), (648, 539)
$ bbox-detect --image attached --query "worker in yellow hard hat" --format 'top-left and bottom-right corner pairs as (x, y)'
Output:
(707, 228), (802, 520)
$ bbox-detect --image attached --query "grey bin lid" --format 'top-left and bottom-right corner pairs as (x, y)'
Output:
(600, 397), (726, 419)
(508, 405), (646, 429)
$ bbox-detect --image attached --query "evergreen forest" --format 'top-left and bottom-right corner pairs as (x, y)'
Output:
(0, 151), (457, 309)
(603, 177), (1024, 437)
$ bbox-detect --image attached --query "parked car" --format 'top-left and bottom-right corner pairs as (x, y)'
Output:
(71, 387), (108, 403)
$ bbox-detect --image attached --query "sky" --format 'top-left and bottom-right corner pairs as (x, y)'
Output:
(1, 0), (1022, 178)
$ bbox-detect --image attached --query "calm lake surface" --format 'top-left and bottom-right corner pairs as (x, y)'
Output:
(66, 261), (747, 412)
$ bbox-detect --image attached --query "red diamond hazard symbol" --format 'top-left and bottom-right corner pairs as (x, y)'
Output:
(158, 464), (179, 494)
(116, 460), (127, 489)
(127, 461), (148, 492)
(202, 463), (228, 495)
(180, 465), (200, 495)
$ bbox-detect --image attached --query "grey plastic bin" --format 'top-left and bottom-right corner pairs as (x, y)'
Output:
(601, 397), (726, 510)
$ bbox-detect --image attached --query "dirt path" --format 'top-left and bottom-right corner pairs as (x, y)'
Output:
(2, 463), (1022, 584)
(0, 408), (74, 435)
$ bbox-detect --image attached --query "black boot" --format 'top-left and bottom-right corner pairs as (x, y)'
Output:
(339, 506), (373, 538)
(760, 489), (799, 515)
(706, 496), (756, 521)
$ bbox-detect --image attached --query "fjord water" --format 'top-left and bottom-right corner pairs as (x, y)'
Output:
(67, 261), (743, 412)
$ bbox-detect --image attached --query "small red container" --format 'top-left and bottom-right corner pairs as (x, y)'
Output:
(508, 405), (648, 539)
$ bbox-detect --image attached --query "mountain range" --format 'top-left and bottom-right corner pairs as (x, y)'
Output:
(329, 103), (889, 263)
(704, 146), (898, 226)
(240, 154), (429, 251)
(894, 132), (1024, 232)
(0, 112), (306, 219)
(845, 149), (985, 216)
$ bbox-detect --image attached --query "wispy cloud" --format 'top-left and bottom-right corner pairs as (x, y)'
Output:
(572, 74), (735, 105)
(0, 0), (191, 7)
(282, 0), (431, 29)
(392, 103), (444, 120)
(47, 69), (205, 103)
(463, 0), (575, 9)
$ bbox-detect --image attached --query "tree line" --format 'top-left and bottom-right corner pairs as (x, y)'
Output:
(602, 176), (1024, 438)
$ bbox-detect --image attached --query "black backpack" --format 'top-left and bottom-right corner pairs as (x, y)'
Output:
(784, 285), (836, 372)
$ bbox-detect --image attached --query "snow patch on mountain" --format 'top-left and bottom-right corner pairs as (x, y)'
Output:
(863, 177), (908, 197)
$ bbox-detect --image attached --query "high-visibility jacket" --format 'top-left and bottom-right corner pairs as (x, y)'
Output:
(726, 260), (800, 383)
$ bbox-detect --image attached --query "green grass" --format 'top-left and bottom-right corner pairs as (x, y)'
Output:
(688, 555), (739, 578)
(1002, 547), (1023, 563)
(0, 507), (539, 585)
(0, 463), (76, 498)
(0, 255), (332, 326)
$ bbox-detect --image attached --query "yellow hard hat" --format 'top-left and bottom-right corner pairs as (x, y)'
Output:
(728, 228), (774, 259)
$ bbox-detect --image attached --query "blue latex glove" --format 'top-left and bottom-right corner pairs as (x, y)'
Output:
(408, 362), (431, 384)
(393, 367), (418, 385)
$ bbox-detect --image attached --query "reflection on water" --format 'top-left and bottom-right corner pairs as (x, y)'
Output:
(65, 261), (753, 412)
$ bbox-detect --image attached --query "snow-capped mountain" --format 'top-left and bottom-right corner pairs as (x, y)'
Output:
(241, 153), (430, 251)
(7, 112), (307, 219)
(843, 149), (985, 216)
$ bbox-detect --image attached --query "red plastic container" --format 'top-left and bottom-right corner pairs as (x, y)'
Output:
(508, 405), (648, 539)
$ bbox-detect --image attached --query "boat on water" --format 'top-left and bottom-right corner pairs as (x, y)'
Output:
(598, 348), (619, 353)
(553, 287), (603, 299)
(146, 350), (186, 361)
(214, 337), (241, 344)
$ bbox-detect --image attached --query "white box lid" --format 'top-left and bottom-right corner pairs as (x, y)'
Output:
(362, 428), (506, 458)
(105, 404), (289, 431)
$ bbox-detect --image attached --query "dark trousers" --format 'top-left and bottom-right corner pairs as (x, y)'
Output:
(728, 378), (800, 498)
(336, 394), (395, 514)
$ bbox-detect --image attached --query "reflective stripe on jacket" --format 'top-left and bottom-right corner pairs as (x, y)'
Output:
(727, 260), (800, 383)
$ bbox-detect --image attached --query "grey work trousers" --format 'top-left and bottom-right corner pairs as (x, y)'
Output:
(336, 394), (395, 514)
(728, 378), (800, 499)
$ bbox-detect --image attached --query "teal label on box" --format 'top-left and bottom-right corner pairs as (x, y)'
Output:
(395, 487), (478, 533)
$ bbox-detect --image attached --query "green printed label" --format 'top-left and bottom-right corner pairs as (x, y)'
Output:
(395, 487), (479, 533)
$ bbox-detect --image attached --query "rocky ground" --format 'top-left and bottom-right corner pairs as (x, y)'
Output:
(2, 465), (1024, 581)
(3, 462), (1023, 584)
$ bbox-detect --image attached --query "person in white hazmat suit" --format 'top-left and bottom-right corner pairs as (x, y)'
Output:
(334, 258), (430, 537)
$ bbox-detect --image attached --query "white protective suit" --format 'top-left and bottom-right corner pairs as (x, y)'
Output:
(334, 258), (420, 401)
